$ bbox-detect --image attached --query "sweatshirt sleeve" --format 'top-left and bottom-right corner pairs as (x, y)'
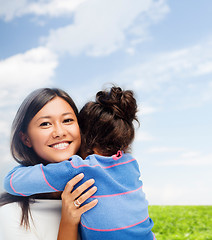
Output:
(4, 160), (77, 196)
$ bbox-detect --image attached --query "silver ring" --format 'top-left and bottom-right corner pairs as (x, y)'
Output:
(74, 199), (81, 208)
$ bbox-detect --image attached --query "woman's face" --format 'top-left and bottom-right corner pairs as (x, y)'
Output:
(22, 97), (81, 163)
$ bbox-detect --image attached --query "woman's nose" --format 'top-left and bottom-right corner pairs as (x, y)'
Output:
(52, 123), (67, 138)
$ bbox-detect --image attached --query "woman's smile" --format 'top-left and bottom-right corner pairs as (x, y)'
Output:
(49, 141), (71, 150)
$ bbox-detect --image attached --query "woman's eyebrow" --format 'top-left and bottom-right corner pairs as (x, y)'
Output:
(62, 112), (75, 116)
(35, 112), (74, 122)
(36, 116), (51, 121)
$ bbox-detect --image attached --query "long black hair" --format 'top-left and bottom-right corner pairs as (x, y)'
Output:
(0, 88), (78, 228)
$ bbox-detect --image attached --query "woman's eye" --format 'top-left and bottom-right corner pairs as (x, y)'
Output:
(40, 122), (51, 127)
(64, 118), (73, 123)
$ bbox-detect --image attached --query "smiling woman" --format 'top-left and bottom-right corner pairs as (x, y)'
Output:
(0, 88), (97, 240)
(20, 97), (81, 163)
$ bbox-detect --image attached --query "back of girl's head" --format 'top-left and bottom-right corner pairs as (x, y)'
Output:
(78, 86), (139, 156)
(11, 88), (78, 166)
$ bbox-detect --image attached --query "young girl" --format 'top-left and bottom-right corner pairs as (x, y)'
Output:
(4, 86), (156, 240)
(0, 88), (98, 240)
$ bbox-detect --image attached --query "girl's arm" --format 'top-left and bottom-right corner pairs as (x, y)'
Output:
(57, 174), (98, 240)
(4, 160), (76, 196)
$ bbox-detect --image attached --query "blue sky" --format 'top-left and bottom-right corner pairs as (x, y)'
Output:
(0, 0), (211, 205)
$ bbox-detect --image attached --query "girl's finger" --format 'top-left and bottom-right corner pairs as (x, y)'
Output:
(63, 173), (84, 195)
(71, 178), (95, 199)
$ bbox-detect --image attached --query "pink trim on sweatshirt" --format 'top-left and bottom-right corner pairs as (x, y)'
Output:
(70, 158), (136, 169)
(81, 215), (149, 232)
(90, 185), (143, 198)
(10, 173), (27, 196)
(112, 150), (123, 160)
(40, 164), (59, 191)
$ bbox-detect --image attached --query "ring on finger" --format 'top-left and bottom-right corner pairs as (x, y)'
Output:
(74, 199), (81, 208)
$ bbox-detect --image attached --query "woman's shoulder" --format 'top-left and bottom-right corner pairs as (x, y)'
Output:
(0, 201), (21, 217)
(0, 202), (28, 239)
(0, 199), (62, 240)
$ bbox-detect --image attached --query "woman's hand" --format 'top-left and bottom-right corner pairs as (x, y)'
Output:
(57, 173), (98, 240)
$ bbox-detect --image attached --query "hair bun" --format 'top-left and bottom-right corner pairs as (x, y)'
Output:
(96, 86), (138, 123)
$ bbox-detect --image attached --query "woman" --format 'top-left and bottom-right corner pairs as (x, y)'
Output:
(0, 88), (98, 240)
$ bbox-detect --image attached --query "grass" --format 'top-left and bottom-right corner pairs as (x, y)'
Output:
(148, 205), (212, 240)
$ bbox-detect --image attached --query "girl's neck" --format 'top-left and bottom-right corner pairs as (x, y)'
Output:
(93, 148), (103, 156)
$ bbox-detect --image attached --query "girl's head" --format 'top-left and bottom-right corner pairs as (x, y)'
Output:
(78, 86), (139, 157)
(11, 88), (81, 166)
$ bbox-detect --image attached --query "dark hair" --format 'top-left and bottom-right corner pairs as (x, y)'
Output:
(0, 88), (78, 228)
(78, 86), (139, 156)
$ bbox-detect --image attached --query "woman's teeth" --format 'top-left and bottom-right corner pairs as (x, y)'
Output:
(52, 142), (69, 150)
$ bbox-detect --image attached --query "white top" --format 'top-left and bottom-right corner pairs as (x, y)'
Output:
(0, 199), (81, 240)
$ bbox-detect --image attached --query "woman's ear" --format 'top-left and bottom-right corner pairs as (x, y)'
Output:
(20, 132), (32, 148)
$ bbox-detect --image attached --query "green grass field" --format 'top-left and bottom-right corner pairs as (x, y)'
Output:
(148, 206), (212, 240)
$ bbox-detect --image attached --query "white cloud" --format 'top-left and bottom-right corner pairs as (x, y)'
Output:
(138, 103), (158, 115)
(145, 147), (212, 167)
(111, 38), (212, 110)
(144, 184), (186, 205)
(115, 39), (212, 90)
(0, 47), (58, 107)
(135, 130), (154, 142)
(0, 0), (86, 21)
(0, 0), (169, 56)
(44, 0), (169, 56)
(0, 121), (11, 137)
(125, 47), (136, 55)
(158, 153), (212, 166)
(144, 182), (212, 205)
(181, 151), (200, 158)
(0, 0), (27, 21)
(27, 0), (87, 17)
(147, 146), (185, 153)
